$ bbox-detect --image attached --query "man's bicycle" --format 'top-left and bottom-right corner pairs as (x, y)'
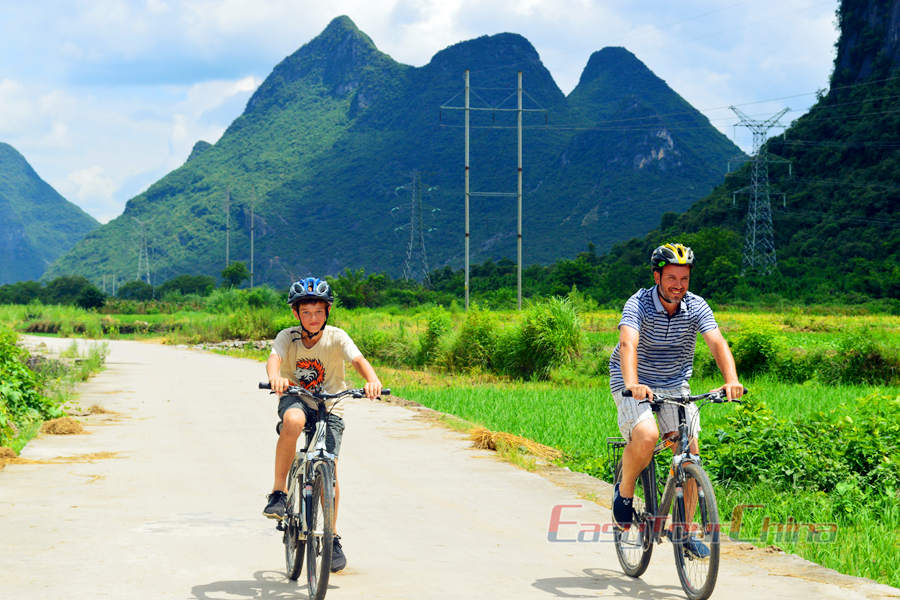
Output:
(259, 383), (390, 600)
(607, 388), (744, 600)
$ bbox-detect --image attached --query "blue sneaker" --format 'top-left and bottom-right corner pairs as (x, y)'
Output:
(613, 482), (636, 529)
(683, 536), (710, 559)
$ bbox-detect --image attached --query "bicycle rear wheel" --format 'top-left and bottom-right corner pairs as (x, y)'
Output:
(306, 461), (334, 600)
(613, 460), (654, 577)
(284, 475), (305, 580)
(671, 462), (720, 600)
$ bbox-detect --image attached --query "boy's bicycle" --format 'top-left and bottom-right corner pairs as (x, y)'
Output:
(259, 383), (390, 600)
(607, 388), (744, 600)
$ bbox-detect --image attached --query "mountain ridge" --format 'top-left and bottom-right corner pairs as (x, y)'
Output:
(46, 15), (742, 286)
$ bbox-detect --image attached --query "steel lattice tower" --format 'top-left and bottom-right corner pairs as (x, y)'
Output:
(730, 106), (789, 274)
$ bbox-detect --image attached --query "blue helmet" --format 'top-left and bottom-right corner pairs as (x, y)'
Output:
(287, 277), (334, 307)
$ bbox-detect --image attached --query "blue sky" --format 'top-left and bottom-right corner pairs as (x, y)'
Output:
(0, 0), (839, 223)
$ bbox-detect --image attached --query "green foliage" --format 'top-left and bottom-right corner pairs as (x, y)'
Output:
(76, 285), (106, 310)
(416, 308), (451, 366)
(0, 327), (63, 446)
(504, 297), (583, 379)
(117, 280), (154, 301)
(444, 308), (499, 372)
(221, 262), (250, 288)
(157, 274), (216, 297)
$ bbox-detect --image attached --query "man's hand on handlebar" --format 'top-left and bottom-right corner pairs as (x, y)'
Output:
(712, 382), (745, 401)
(625, 384), (654, 401)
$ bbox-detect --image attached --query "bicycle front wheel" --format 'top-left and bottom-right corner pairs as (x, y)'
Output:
(613, 460), (654, 577)
(306, 461), (334, 600)
(671, 462), (720, 600)
(284, 476), (305, 580)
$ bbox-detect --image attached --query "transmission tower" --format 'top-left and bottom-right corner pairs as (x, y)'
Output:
(401, 172), (433, 286)
(730, 106), (790, 274)
(134, 218), (151, 284)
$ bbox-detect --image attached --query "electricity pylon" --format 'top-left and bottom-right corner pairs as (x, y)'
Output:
(730, 106), (790, 274)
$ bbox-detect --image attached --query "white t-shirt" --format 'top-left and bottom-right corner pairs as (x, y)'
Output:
(270, 325), (362, 417)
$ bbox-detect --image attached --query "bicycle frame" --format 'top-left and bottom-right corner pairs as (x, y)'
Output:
(282, 401), (334, 539)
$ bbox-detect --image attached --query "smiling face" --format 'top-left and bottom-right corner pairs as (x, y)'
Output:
(292, 300), (329, 333)
(653, 264), (691, 305)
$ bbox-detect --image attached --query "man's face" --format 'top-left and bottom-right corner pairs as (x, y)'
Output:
(654, 264), (691, 304)
(293, 301), (328, 331)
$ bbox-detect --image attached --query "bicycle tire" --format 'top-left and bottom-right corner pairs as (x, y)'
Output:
(306, 461), (334, 600)
(671, 462), (720, 600)
(613, 460), (654, 577)
(284, 470), (305, 580)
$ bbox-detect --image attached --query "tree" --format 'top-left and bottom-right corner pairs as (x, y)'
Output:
(117, 280), (154, 301)
(221, 262), (250, 288)
(76, 286), (106, 310)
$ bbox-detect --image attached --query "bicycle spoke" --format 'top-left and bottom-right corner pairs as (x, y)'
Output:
(672, 463), (720, 600)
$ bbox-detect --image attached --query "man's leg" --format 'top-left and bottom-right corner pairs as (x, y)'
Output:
(619, 419), (659, 496)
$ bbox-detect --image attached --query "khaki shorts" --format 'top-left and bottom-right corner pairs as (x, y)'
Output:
(611, 383), (700, 441)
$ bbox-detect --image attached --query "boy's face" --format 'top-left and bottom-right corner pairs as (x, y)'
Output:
(293, 301), (328, 331)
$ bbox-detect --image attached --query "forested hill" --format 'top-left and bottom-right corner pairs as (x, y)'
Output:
(45, 15), (740, 286)
(0, 143), (99, 284)
(592, 0), (900, 304)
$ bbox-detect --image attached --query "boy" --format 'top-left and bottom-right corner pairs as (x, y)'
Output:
(264, 277), (382, 573)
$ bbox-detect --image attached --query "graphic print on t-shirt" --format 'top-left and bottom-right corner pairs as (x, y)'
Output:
(294, 358), (325, 390)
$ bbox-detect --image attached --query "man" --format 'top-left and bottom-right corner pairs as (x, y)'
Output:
(608, 243), (743, 555)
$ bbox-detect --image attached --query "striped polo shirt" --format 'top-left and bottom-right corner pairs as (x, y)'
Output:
(608, 286), (718, 393)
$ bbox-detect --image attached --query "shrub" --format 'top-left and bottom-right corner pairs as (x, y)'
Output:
(416, 308), (451, 366)
(729, 325), (786, 378)
(508, 297), (583, 379)
(444, 308), (499, 372)
(817, 331), (899, 385)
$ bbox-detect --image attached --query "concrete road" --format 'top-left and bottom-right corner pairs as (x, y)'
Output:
(1, 338), (896, 599)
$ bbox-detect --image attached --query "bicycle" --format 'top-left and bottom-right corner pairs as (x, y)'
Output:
(607, 388), (744, 600)
(259, 383), (390, 600)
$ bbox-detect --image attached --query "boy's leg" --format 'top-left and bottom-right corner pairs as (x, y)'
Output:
(273, 407), (306, 491)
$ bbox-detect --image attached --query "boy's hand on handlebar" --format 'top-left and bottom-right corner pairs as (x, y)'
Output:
(363, 380), (382, 399)
(626, 384), (653, 401)
(269, 375), (292, 396)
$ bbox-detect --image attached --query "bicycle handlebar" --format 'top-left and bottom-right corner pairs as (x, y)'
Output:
(258, 382), (391, 399)
(621, 388), (747, 404)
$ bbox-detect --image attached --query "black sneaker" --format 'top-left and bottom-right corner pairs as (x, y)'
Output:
(613, 482), (635, 529)
(263, 491), (287, 520)
(331, 534), (346, 572)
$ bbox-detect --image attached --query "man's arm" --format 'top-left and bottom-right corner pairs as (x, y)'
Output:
(619, 325), (653, 401)
(267, 353), (291, 395)
(351, 355), (382, 399)
(701, 327), (744, 400)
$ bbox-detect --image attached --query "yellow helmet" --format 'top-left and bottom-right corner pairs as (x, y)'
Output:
(651, 243), (694, 271)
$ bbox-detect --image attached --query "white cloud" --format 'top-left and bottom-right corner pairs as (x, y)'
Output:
(0, 0), (841, 220)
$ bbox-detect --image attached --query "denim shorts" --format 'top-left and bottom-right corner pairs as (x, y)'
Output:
(277, 396), (346, 457)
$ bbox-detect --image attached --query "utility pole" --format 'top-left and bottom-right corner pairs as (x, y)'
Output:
(249, 193), (255, 289)
(441, 71), (545, 309)
(225, 187), (231, 267)
(730, 106), (790, 274)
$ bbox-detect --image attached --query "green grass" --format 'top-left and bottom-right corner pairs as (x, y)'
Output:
(397, 375), (900, 588)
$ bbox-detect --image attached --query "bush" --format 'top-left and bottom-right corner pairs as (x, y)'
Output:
(117, 280), (154, 301)
(729, 325), (786, 378)
(816, 331), (899, 384)
(416, 308), (451, 366)
(0, 328), (62, 446)
(507, 297), (583, 379)
(444, 308), (499, 372)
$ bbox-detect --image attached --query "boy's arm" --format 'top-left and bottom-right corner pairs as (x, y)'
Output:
(350, 355), (382, 399)
(267, 353), (291, 395)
